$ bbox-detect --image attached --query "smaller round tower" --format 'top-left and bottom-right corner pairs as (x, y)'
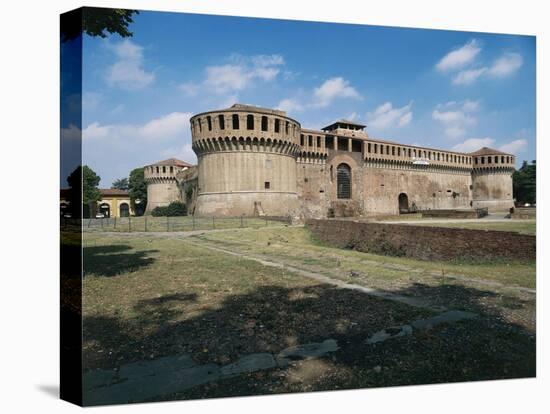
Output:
(144, 158), (193, 213)
(470, 147), (515, 211)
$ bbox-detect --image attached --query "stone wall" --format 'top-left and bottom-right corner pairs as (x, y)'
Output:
(306, 219), (535, 261)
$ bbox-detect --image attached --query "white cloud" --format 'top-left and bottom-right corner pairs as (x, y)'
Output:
(461, 99), (481, 112)
(347, 112), (359, 121)
(83, 112), (192, 141)
(276, 98), (304, 113)
(105, 40), (155, 90)
(181, 54), (285, 97)
(61, 124), (81, 141)
(367, 102), (413, 129)
(161, 144), (197, 164)
(487, 53), (523, 77)
(82, 92), (103, 111)
(452, 68), (487, 85)
(436, 40), (481, 72)
(178, 82), (200, 96)
(499, 139), (527, 154)
(313, 77), (361, 108)
(452, 137), (495, 152)
(451, 53), (523, 85)
(432, 100), (479, 138)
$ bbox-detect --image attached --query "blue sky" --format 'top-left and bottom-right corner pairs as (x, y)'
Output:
(74, 10), (536, 187)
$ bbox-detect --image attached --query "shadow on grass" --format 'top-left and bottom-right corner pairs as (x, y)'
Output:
(82, 279), (536, 403)
(83, 245), (157, 277)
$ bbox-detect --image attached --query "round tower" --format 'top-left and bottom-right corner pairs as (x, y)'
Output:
(190, 104), (301, 217)
(470, 147), (515, 211)
(144, 158), (192, 213)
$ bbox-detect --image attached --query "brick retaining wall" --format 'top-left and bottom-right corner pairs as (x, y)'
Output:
(306, 219), (535, 261)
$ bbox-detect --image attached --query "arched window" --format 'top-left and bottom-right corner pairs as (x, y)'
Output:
(337, 163), (351, 199)
(247, 114), (254, 130)
(119, 203), (130, 218)
(218, 114), (225, 130)
(261, 116), (268, 131)
(207, 116), (212, 131)
(232, 114), (239, 129)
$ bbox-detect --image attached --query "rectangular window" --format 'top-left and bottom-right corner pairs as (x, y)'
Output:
(274, 119), (280, 133)
(308, 135), (313, 146)
(264, 182), (270, 190)
(317, 136), (321, 147)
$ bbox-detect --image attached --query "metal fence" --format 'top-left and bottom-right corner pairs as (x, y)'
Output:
(64, 215), (292, 233)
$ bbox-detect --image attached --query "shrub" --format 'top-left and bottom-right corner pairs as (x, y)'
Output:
(151, 201), (187, 217)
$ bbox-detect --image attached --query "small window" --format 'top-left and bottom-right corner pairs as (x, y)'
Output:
(308, 135), (313, 146)
(247, 114), (254, 130)
(501, 156), (505, 163)
(481, 157), (485, 164)
(232, 114), (239, 129)
(218, 114), (225, 130)
(475, 157), (478, 164)
(207, 116), (212, 131)
(197, 118), (202, 132)
(368, 143), (371, 153)
(392, 146), (395, 156)
(274, 119), (280, 133)
(163, 166), (166, 173)
(285, 121), (289, 134)
(156, 166), (159, 173)
(300, 134), (304, 146)
(337, 163), (351, 199)
(317, 136), (321, 147)
(170, 166), (173, 173)
(264, 181), (270, 190)
(261, 116), (268, 131)
(488, 156), (492, 163)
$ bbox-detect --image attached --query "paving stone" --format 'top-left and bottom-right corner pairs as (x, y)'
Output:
(220, 353), (276, 376)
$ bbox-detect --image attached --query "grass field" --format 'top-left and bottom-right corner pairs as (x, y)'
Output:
(81, 226), (536, 403)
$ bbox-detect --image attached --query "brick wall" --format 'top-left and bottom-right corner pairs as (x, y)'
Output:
(306, 219), (535, 261)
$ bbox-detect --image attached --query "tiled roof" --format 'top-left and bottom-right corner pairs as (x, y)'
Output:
(100, 188), (129, 197)
(469, 147), (512, 156)
(147, 158), (194, 168)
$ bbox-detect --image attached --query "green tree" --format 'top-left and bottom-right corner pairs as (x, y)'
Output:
(61, 7), (139, 43)
(512, 160), (536, 204)
(152, 202), (187, 217)
(66, 165), (101, 218)
(129, 167), (147, 216)
(112, 177), (129, 191)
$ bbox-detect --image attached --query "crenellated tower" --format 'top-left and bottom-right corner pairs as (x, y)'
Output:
(144, 158), (193, 212)
(190, 104), (301, 217)
(470, 147), (515, 211)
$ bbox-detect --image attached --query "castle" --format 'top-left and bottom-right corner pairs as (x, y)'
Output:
(144, 104), (515, 218)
